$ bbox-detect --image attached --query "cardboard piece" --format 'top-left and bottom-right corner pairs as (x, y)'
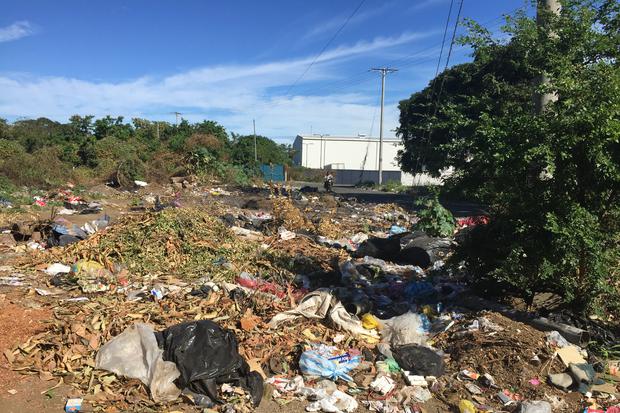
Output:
(556, 346), (586, 366)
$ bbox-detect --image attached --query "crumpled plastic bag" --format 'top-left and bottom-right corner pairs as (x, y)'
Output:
(306, 389), (358, 413)
(299, 344), (361, 382)
(155, 320), (263, 407)
(392, 344), (445, 377)
(361, 313), (381, 330)
(95, 323), (181, 402)
(268, 289), (379, 339)
(381, 311), (430, 346)
(519, 401), (552, 413)
(545, 330), (570, 348)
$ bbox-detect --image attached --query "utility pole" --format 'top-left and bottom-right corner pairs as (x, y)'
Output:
(156, 122), (160, 140)
(534, 0), (561, 114)
(371, 67), (398, 185)
(170, 111), (182, 126)
(253, 119), (257, 163)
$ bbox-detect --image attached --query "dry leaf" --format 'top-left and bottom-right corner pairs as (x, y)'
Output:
(240, 315), (259, 332)
(89, 334), (100, 350)
(247, 358), (266, 379)
(3, 349), (14, 364)
(39, 371), (55, 381)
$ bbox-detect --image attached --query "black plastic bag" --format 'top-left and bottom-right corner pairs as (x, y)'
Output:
(392, 344), (445, 377)
(155, 320), (263, 406)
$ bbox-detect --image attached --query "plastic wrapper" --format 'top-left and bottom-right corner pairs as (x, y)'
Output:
(299, 344), (361, 382)
(95, 323), (181, 402)
(381, 312), (430, 346)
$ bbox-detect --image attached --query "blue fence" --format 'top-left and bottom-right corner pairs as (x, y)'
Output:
(260, 164), (285, 182)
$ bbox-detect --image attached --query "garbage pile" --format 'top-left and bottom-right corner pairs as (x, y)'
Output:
(25, 207), (287, 282)
(2, 190), (620, 412)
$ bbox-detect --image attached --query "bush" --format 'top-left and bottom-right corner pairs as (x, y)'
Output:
(145, 151), (186, 184)
(399, 2), (620, 315)
(415, 193), (455, 237)
(0, 146), (71, 187)
(287, 166), (324, 183)
(382, 180), (407, 193)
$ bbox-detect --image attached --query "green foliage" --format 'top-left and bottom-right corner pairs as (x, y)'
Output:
(400, 0), (620, 314)
(78, 138), (99, 168)
(0, 115), (283, 189)
(94, 116), (132, 140)
(0, 146), (72, 188)
(415, 193), (455, 237)
(230, 134), (291, 166)
(382, 180), (407, 193)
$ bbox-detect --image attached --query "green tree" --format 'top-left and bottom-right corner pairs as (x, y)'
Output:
(231, 134), (291, 166)
(68, 115), (94, 137)
(399, 0), (620, 313)
(78, 137), (98, 168)
(0, 119), (8, 140)
(9, 117), (64, 152)
(94, 116), (133, 140)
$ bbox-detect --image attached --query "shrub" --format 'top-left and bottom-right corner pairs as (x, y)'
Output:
(145, 151), (186, 184)
(287, 166), (324, 183)
(382, 180), (407, 193)
(0, 146), (70, 187)
(415, 193), (455, 237)
(399, 1), (620, 315)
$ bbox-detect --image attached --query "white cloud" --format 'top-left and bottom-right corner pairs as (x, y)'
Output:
(0, 31), (435, 138)
(301, 2), (396, 41)
(0, 21), (36, 43)
(409, 0), (450, 12)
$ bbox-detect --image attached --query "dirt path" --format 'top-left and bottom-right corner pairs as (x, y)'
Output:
(0, 290), (71, 412)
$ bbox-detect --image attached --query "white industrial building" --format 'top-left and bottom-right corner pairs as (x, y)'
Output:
(292, 134), (441, 186)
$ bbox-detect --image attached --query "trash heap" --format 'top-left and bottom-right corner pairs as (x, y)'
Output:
(3, 191), (620, 412)
(26, 207), (291, 283)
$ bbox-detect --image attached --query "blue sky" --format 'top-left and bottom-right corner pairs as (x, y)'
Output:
(0, 0), (532, 142)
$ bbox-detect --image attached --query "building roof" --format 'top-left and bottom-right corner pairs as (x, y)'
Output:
(296, 134), (402, 143)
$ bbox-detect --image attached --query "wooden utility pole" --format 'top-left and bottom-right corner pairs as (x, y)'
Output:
(370, 67), (398, 185)
(534, 0), (562, 114)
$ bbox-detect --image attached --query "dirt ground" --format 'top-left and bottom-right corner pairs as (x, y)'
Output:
(0, 290), (71, 412)
(0, 183), (616, 413)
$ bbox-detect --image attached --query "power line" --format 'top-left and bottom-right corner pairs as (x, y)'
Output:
(434, 0), (455, 78)
(274, 8), (516, 102)
(414, 0), (465, 186)
(250, 3), (525, 123)
(410, 0), (457, 181)
(254, 6), (523, 111)
(282, 0), (367, 97)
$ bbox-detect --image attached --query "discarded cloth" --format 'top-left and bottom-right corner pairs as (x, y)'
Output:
(268, 289), (379, 339)
(95, 323), (181, 402)
(299, 344), (361, 382)
(155, 320), (263, 407)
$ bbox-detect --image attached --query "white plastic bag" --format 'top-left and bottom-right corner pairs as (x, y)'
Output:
(95, 323), (181, 402)
(381, 312), (430, 346)
(306, 389), (358, 413)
